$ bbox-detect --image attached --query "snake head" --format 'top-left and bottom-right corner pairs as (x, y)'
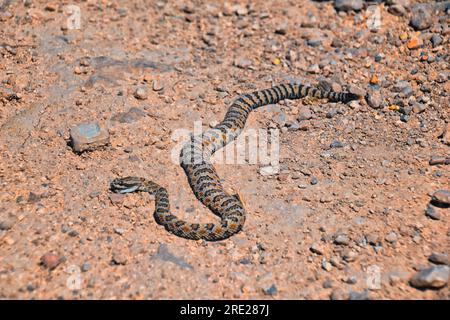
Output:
(110, 176), (143, 193)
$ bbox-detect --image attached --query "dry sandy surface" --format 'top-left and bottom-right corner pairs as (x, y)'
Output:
(0, 0), (449, 299)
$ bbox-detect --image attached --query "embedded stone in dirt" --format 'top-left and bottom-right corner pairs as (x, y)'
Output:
(111, 107), (146, 124)
(134, 86), (148, 100)
(40, 252), (61, 270)
(70, 122), (110, 152)
(152, 244), (193, 270)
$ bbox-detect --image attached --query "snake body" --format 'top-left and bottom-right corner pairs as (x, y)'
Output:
(111, 83), (359, 241)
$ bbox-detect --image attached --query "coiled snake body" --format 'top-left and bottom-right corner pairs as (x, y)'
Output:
(111, 83), (358, 241)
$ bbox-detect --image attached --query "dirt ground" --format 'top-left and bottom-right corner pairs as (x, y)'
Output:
(0, 0), (448, 300)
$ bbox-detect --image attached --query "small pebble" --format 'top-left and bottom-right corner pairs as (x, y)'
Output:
(263, 284), (277, 296)
(81, 262), (91, 272)
(152, 80), (164, 91)
(112, 251), (128, 265)
(134, 87), (148, 100)
(234, 58), (252, 69)
(322, 259), (333, 271)
(310, 243), (324, 255)
(334, 234), (350, 245)
(342, 249), (358, 262)
(385, 231), (398, 244)
(114, 228), (125, 235)
(40, 252), (61, 270)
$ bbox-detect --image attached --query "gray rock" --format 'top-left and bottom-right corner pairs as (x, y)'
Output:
(330, 140), (344, 148)
(431, 34), (443, 47)
(134, 86), (148, 100)
(410, 265), (449, 289)
(425, 204), (440, 220)
(286, 121), (300, 131)
(81, 262), (91, 272)
(393, 80), (412, 93)
(322, 259), (333, 271)
(365, 233), (380, 246)
(70, 122), (110, 153)
(334, 0), (364, 12)
(334, 234), (350, 245)
(429, 253), (450, 266)
(330, 288), (350, 300)
(310, 242), (325, 255)
(307, 38), (322, 47)
(366, 92), (382, 109)
(68, 230), (79, 237)
(388, 4), (407, 16)
(385, 231), (398, 244)
(349, 290), (369, 300)
(431, 190), (450, 206)
(263, 284), (278, 296)
(114, 228), (125, 235)
(234, 57), (252, 69)
(410, 5), (432, 30)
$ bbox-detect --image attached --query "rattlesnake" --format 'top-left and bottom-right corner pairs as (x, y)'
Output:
(110, 83), (359, 241)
